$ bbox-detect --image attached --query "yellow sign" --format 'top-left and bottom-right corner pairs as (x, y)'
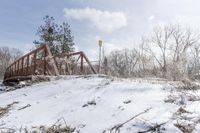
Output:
(98, 40), (103, 47)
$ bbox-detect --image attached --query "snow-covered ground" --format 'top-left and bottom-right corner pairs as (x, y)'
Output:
(0, 75), (200, 132)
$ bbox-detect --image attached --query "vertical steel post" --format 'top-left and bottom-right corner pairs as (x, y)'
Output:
(26, 55), (29, 76)
(33, 52), (37, 75)
(14, 62), (17, 76)
(21, 57), (24, 76)
(17, 60), (20, 75)
(9, 66), (11, 78)
(80, 53), (84, 73)
(44, 48), (47, 75)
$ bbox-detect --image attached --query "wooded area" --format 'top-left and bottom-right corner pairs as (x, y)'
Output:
(104, 24), (200, 80)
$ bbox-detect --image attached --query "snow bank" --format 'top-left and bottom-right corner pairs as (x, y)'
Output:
(0, 75), (199, 132)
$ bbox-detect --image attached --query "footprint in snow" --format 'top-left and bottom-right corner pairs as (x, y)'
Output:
(123, 100), (132, 104)
(118, 106), (125, 111)
(82, 99), (96, 108)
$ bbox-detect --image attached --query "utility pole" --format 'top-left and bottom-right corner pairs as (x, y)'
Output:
(98, 40), (103, 73)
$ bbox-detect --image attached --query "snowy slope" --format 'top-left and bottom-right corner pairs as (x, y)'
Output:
(0, 75), (200, 132)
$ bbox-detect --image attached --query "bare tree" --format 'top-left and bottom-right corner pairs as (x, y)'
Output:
(0, 47), (22, 79)
(107, 49), (139, 78)
(188, 43), (200, 79)
(169, 25), (200, 80)
(143, 25), (174, 78)
(105, 24), (200, 81)
(142, 24), (199, 80)
(138, 37), (156, 77)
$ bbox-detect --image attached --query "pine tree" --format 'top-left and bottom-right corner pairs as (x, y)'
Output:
(34, 15), (75, 55)
(34, 15), (59, 55)
(58, 22), (75, 53)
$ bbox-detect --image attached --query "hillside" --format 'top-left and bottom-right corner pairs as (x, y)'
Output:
(0, 75), (200, 133)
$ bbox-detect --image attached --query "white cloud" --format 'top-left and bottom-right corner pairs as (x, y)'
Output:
(63, 7), (127, 32)
(104, 42), (122, 54)
(174, 15), (200, 29)
(148, 15), (155, 21)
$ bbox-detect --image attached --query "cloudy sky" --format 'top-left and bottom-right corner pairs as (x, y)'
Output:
(0, 0), (200, 59)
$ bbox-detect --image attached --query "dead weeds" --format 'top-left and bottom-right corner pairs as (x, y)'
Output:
(0, 101), (19, 118)
(174, 122), (194, 133)
(171, 79), (200, 91)
(21, 117), (76, 133)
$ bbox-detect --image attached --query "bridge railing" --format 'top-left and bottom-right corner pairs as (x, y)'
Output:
(3, 45), (97, 83)
(3, 45), (59, 82)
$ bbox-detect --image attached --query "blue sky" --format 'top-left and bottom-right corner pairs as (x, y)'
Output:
(1, 0), (200, 59)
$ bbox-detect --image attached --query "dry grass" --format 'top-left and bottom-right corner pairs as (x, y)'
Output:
(23, 125), (75, 133)
(0, 117), (75, 133)
(0, 101), (19, 118)
(174, 122), (194, 133)
(21, 117), (76, 133)
(170, 79), (200, 90)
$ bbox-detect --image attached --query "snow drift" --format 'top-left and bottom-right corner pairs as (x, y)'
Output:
(0, 75), (200, 132)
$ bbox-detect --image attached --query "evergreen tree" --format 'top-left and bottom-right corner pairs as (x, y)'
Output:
(58, 22), (75, 53)
(34, 15), (75, 55)
(34, 15), (59, 55)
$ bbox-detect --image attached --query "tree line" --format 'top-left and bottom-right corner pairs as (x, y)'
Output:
(0, 15), (200, 81)
(104, 24), (200, 80)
